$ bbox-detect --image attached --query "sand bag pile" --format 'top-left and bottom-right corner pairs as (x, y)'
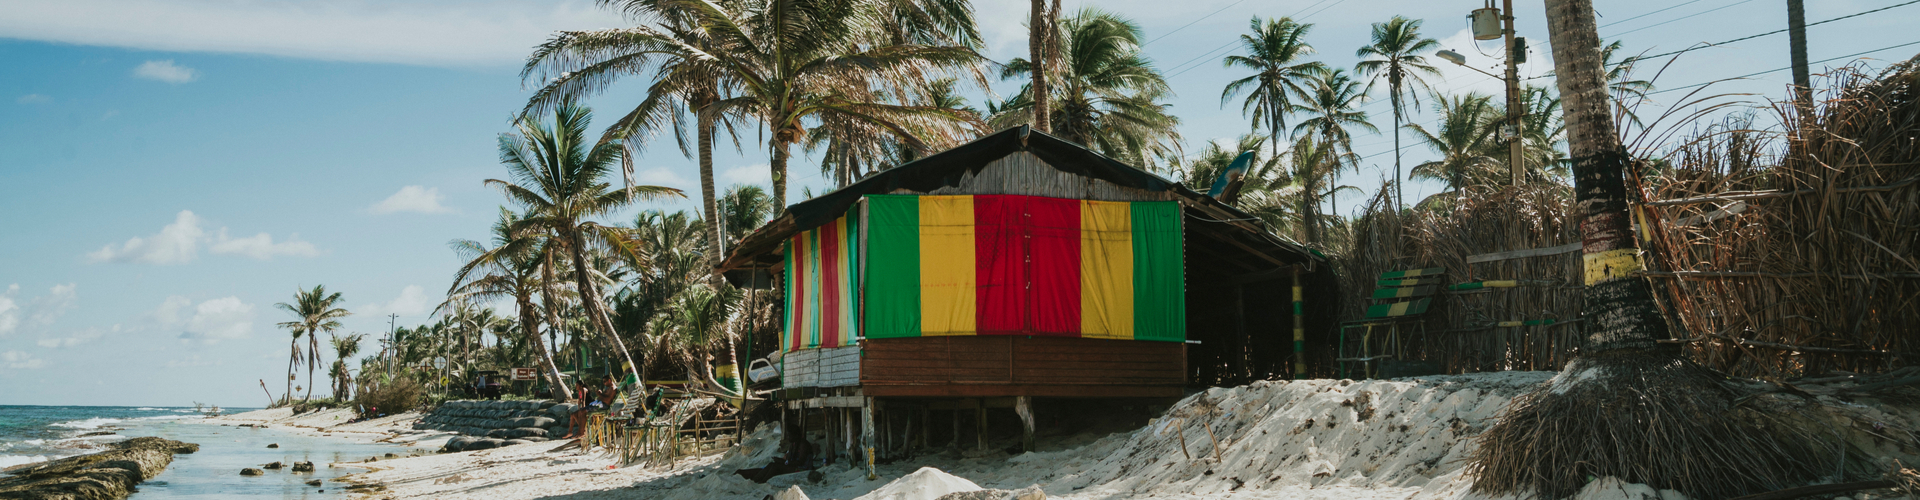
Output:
(413, 400), (570, 451)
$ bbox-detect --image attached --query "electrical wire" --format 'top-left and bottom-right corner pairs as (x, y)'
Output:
(1607, 0), (1755, 38)
(1159, 0), (1346, 79)
(1598, 0), (1707, 29)
(1143, 0), (1250, 46)
(1646, 38), (1920, 95)
(1521, 0), (1920, 81)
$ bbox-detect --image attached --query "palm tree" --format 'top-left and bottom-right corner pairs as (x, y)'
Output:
(1354, 16), (1441, 209)
(449, 208), (575, 400)
(489, 103), (682, 388)
(1407, 93), (1500, 193)
(1290, 67), (1374, 221)
(275, 285), (350, 403)
(1222, 16), (1324, 163)
(524, 2), (743, 288)
(1254, 135), (1355, 245)
(718, 184), (775, 247)
(672, 0), (985, 213)
(329, 333), (365, 401)
(994, 8), (1182, 168)
(653, 284), (743, 395)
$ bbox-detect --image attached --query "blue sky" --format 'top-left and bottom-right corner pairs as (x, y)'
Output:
(2, 0), (1914, 406)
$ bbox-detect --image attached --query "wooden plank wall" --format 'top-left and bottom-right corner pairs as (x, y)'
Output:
(783, 345), (861, 388)
(860, 336), (1185, 397)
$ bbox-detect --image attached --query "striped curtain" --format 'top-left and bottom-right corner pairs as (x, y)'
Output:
(783, 210), (860, 351)
(865, 194), (1186, 342)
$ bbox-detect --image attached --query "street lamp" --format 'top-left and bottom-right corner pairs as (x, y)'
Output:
(1449, 0), (1527, 187)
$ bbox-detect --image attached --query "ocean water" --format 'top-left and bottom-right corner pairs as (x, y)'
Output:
(1, 406), (435, 498)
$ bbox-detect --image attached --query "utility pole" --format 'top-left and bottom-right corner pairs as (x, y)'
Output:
(1502, 0), (1525, 186)
(1787, 0), (1814, 114)
(387, 313), (398, 379)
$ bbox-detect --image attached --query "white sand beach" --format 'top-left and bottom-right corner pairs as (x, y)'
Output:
(187, 372), (1920, 500)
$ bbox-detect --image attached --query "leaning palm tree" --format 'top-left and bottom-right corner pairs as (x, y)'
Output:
(489, 103), (683, 388)
(994, 8), (1182, 168)
(651, 284), (743, 396)
(449, 208), (574, 400)
(1407, 93), (1500, 193)
(1222, 16), (1323, 163)
(674, 0), (986, 213)
(274, 285), (350, 403)
(1354, 16), (1441, 209)
(329, 333), (365, 401)
(524, 1), (745, 288)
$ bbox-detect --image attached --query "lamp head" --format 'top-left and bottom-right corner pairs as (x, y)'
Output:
(1437, 50), (1467, 66)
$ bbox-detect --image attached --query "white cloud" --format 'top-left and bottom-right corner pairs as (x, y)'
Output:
(149, 295), (194, 326)
(174, 296), (256, 343)
(635, 167), (690, 187)
(165, 355), (219, 368)
(362, 285), (432, 318)
(368, 185), (453, 214)
(2, 350), (46, 370)
(17, 93), (50, 104)
(209, 228), (320, 259)
(0, 0), (622, 67)
(721, 164), (772, 186)
(37, 325), (113, 348)
(89, 210), (205, 264)
(133, 59), (197, 83)
(0, 283), (77, 337)
(0, 285), (18, 335)
(88, 210), (320, 264)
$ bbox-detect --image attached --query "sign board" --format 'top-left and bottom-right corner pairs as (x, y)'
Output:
(511, 368), (537, 381)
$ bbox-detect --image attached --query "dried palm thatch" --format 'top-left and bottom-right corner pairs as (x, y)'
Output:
(1638, 57), (1920, 379)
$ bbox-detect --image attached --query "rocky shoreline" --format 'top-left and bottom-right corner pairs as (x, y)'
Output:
(0, 436), (200, 500)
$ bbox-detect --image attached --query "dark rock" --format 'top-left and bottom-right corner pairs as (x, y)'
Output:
(240, 468), (264, 476)
(79, 431), (116, 438)
(384, 453), (398, 458)
(0, 437), (201, 500)
(265, 443), (278, 448)
(290, 462), (315, 473)
(463, 439), (503, 451)
(305, 479), (322, 486)
(261, 462), (283, 470)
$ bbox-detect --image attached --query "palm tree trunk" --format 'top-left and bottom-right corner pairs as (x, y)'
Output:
(699, 103), (724, 288)
(517, 294), (571, 400)
(564, 230), (642, 389)
(306, 335), (320, 401)
(1545, 0), (1666, 352)
(1029, 0), (1050, 133)
(1391, 90), (1404, 210)
(771, 141), (789, 215)
(286, 339), (297, 405)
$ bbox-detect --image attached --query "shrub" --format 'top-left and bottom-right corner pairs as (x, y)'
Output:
(354, 375), (424, 417)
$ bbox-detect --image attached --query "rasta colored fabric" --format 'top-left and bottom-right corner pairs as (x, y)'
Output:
(865, 194), (1185, 341)
(783, 209), (859, 351)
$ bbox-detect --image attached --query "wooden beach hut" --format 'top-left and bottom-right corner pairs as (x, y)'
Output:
(717, 125), (1337, 461)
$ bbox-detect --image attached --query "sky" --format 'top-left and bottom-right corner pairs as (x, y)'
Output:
(1, 0), (1914, 407)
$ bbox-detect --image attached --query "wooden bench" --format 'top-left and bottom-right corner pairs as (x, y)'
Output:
(1338, 268), (1444, 379)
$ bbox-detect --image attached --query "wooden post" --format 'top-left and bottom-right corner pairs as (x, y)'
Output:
(976, 406), (987, 452)
(1292, 267), (1307, 379)
(1015, 396), (1035, 453)
(951, 409), (961, 449)
(920, 410), (930, 452)
(861, 398), (877, 480)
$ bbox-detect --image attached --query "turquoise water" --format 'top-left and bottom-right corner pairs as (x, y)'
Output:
(2, 406), (433, 498)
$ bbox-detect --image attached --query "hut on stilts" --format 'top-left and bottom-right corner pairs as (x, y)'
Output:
(717, 125), (1338, 469)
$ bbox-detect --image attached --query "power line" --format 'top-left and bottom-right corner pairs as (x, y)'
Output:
(1647, 38), (1920, 95)
(1619, 0), (1920, 66)
(1144, 0), (1250, 46)
(1607, 0), (1755, 38)
(1159, 0), (1345, 79)
(1599, 0), (1707, 29)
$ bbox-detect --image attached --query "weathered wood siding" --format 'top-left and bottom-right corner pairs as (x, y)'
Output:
(860, 336), (1185, 397)
(783, 345), (861, 388)
(923, 151), (1177, 202)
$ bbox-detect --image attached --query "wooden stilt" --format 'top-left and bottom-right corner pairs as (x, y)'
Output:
(861, 397), (877, 480)
(920, 410), (930, 453)
(976, 406), (987, 452)
(951, 409), (961, 449)
(1015, 396), (1035, 453)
